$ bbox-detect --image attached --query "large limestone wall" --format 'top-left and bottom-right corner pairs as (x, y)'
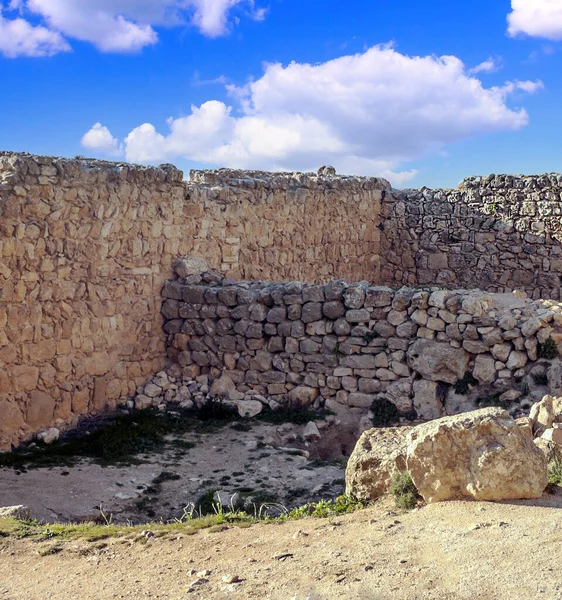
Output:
(0, 153), (386, 449)
(381, 174), (562, 299)
(3, 150), (562, 450)
(187, 169), (386, 282)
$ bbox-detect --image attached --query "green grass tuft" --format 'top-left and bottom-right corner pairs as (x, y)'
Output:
(0, 494), (369, 549)
(548, 459), (562, 486)
(389, 471), (420, 510)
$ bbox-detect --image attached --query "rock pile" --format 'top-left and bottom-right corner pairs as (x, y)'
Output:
(132, 367), (278, 420)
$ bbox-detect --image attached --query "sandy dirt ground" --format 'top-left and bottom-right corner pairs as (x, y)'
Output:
(0, 422), (345, 524)
(2, 491), (562, 600)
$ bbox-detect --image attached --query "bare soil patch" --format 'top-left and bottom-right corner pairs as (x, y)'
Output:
(0, 415), (346, 523)
(2, 492), (562, 599)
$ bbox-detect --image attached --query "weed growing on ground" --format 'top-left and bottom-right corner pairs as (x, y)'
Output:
(0, 495), (368, 549)
(256, 403), (332, 426)
(548, 459), (562, 486)
(389, 472), (420, 510)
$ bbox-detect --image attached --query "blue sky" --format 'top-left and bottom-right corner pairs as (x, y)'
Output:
(0, 0), (561, 188)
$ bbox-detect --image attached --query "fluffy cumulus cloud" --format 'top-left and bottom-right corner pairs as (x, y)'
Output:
(508, 0), (562, 41)
(0, 0), (262, 56)
(81, 122), (122, 156)
(0, 8), (69, 57)
(82, 45), (543, 184)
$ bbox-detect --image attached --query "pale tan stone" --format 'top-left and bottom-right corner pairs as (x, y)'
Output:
(26, 391), (55, 429)
(407, 408), (548, 503)
(345, 427), (412, 501)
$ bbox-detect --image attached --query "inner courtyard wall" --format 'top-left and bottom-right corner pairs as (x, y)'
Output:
(381, 174), (562, 300)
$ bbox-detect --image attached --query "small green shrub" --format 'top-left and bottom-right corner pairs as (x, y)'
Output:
(256, 402), (330, 426)
(401, 409), (418, 421)
(193, 489), (219, 516)
(285, 495), (364, 520)
(539, 337), (559, 360)
(389, 472), (420, 510)
(198, 397), (236, 422)
(371, 398), (400, 427)
(454, 372), (478, 395)
(548, 459), (562, 486)
(363, 330), (379, 343)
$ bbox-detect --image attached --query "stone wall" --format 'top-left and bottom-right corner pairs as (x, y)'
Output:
(161, 265), (562, 429)
(381, 174), (562, 299)
(0, 153), (386, 449)
(4, 150), (562, 450)
(186, 168), (386, 282)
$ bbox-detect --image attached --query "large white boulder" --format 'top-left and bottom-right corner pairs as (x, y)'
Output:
(345, 427), (412, 501)
(406, 407), (548, 503)
(0, 506), (31, 520)
(236, 400), (262, 419)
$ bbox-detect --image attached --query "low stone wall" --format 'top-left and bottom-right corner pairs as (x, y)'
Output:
(161, 265), (562, 426)
(382, 174), (562, 299)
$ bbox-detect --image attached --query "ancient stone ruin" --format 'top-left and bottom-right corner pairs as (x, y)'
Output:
(2, 151), (562, 450)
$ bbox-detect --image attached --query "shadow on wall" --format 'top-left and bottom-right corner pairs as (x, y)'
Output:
(380, 174), (562, 300)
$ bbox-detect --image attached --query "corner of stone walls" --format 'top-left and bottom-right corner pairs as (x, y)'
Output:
(156, 257), (562, 432)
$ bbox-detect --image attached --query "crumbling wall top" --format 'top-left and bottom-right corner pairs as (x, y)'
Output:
(0, 152), (184, 185)
(188, 167), (391, 191)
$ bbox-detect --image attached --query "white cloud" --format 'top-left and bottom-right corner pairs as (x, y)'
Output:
(0, 0), (262, 56)
(0, 10), (70, 57)
(81, 123), (123, 156)
(495, 79), (544, 95)
(83, 45), (541, 185)
(508, 0), (562, 41)
(468, 58), (501, 75)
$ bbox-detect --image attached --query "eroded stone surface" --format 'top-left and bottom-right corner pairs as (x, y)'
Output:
(406, 408), (548, 502)
(345, 427), (412, 501)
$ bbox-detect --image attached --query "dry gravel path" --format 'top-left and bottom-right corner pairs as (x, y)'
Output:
(2, 491), (562, 600)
